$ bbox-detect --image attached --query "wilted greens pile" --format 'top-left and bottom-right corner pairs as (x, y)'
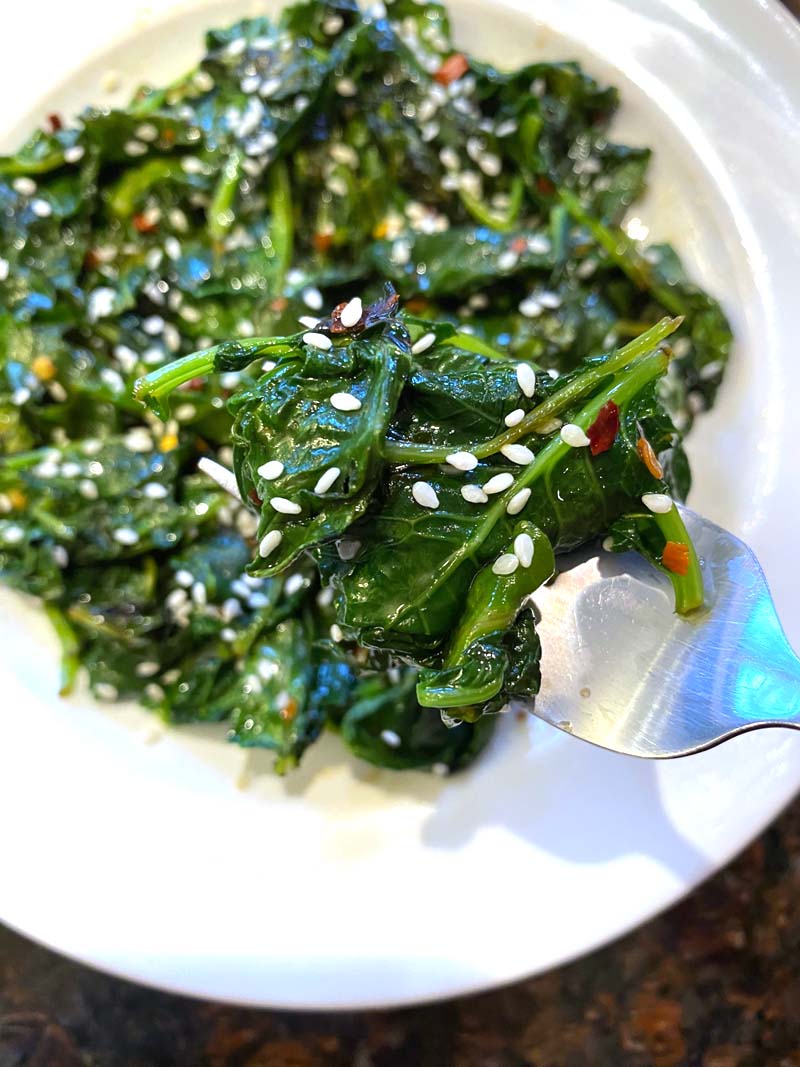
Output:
(0, 0), (730, 774)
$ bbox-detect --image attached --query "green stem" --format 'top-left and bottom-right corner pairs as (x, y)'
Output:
(385, 316), (681, 463)
(107, 159), (185, 218)
(448, 332), (509, 362)
(45, 605), (81, 696)
(133, 337), (296, 418)
(459, 175), (524, 233)
(391, 348), (671, 624)
(266, 160), (294, 293)
(208, 149), (243, 243)
(558, 189), (687, 316)
(653, 505), (704, 613)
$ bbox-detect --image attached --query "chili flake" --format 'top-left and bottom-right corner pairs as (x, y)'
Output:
(662, 540), (690, 576)
(133, 212), (158, 234)
(434, 52), (469, 86)
(587, 401), (619, 456)
(31, 355), (57, 382)
(637, 434), (664, 479)
(47, 113), (64, 133)
(313, 231), (333, 253)
(279, 697), (298, 722)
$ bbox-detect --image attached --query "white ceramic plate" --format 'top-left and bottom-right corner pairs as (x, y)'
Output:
(1, 0), (799, 1011)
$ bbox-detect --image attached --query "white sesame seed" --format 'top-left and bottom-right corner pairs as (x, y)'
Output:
(411, 332), (436, 355)
(330, 142), (358, 168)
(143, 482), (168, 500)
(339, 296), (362, 328)
(478, 152), (502, 176)
(497, 249), (518, 272)
(336, 539), (361, 561)
(492, 554), (519, 576)
(336, 77), (357, 97)
(505, 408), (525, 428)
(259, 529), (283, 557)
(301, 286), (324, 311)
(87, 287), (116, 322)
(314, 466), (341, 494)
(221, 598), (242, 623)
(432, 761), (450, 776)
(2, 525), (24, 545)
(95, 682), (119, 701)
(191, 581), (207, 606)
(165, 236), (182, 262)
(381, 729), (402, 748)
(100, 368), (124, 393)
(500, 443), (534, 466)
(528, 234), (551, 255)
(259, 76), (281, 98)
(13, 177), (37, 196)
(257, 460), (284, 480)
(11, 387), (30, 406)
(602, 535), (615, 552)
(330, 391), (361, 411)
(31, 197), (52, 218)
(514, 532), (535, 568)
(0, 258), (8, 281)
(303, 331), (332, 351)
(461, 484), (488, 504)
(642, 492), (673, 514)
(143, 315), (165, 335)
(124, 140), (148, 157)
(519, 296), (543, 318)
(113, 344), (138, 373)
(560, 423), (591, 448)
(262, 360), (276, 373)
(439, 146), (460, 170)
(181, 156), (205, 174)
(516, 363), (536, 398)
(483, 472), (514, 495)
(60, 462), (82, 478)
(51, 545), (69, 568)
(197, 457), (242, 501)
(113, 527), (139, 546)
(506, 488), (531, 515)
(135, 122), (158, 142)
(175, 569), (194, 588)
(317, 585), (335, 608)
(538, 290), (562, 309)
(284, 573), (305, 596)
(412, 481), (439, 509)
(446, 450), (478, 472)
(270, 497), (301, 515)
(135, 661), (160, 678)
(174, 403), (196, 422)
(298, 315), (319, 329)
(220, 627), (237, 643)
(494, 119), (518, 137)
(330, 623), (344, 643)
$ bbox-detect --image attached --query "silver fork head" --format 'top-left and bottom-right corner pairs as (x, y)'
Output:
(527, 507), (800, 758)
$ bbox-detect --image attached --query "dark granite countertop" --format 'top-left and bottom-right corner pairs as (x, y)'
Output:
(2, 797), (799, 1067)
(3, 3), (799, 1064)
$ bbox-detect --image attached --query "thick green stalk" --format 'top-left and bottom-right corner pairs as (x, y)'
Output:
(208, 149), (243, 243)
(385, 316), (681, 463)
(133, 337), (296, 418)
(653, 505), (704, 613)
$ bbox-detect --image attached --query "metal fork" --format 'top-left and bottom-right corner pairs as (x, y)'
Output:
(527, 506), (800, 757)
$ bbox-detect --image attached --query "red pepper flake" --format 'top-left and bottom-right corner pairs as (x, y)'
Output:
(586, 401), (619, 456)
(662, 540), (690, 576)
(279, 697), (298, 722)
(270, 296), (288, 313)
(83, 249), (102, 270)
(434, 52), (469, 86)
(637, 434), (664, 479)
(535, 175), (556, 196)
(132, 212), (158, 234)
(404, 297), (429, 316)
(510, 236), (528, 255)
(248, 488), (263, 508)
(47, 112), (64, 133)
(313, 231), (333, 253)
(184, 377), (206, 392)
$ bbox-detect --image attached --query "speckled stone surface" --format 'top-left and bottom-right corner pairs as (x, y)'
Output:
(3, 2), (800, 1063)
